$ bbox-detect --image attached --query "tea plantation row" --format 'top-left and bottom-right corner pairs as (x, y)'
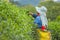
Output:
(0, 1), (60, 40)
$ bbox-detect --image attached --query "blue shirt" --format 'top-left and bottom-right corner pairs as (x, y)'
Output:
(32, 14), (42, 28)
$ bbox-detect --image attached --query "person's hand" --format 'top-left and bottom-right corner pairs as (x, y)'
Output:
(29, 12), (33, 15)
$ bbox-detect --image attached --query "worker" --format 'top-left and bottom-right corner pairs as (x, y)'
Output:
(29, 6), (48, 31)
(38, 6), (48, 31)
(29, 11), (42, 29)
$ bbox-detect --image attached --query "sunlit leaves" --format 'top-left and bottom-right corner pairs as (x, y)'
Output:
(0, 1), (35, 40)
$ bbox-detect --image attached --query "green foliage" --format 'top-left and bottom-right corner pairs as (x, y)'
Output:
(22, 5), (36, 13)
(0, 1), (36, 40)
(56, 15), (60, 21)
(48, 21), (60, 40)
(0, 1), (60, 40)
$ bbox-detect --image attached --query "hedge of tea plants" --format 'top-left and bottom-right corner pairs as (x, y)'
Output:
(0, 1), (60, 40)
(0, 1), (36, 40)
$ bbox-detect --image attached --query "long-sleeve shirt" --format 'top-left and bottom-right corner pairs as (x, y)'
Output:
(32, 14), (42, 28)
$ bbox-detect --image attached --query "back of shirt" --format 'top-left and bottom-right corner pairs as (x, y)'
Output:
(34, 16), (42, 28)
(40, 12), (48, 27)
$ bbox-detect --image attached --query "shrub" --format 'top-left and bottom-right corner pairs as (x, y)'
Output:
(48, 21), (60, 40)
(0, 1), (35, 40)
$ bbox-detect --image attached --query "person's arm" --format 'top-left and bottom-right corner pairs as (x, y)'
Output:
(34, 17), (39, 24)
(29, 12), (37, 18)
(32, 14), (37, 18)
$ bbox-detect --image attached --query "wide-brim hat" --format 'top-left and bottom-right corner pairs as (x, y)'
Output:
(35, 6), (47, 14)
(35, 7), (41, 13)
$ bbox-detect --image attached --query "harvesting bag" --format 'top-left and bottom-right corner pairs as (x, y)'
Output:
(35, 6), (48, 27)
(37, 29), (51, 40)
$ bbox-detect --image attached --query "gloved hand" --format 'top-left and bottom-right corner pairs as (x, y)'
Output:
(26, 11), (33, 15)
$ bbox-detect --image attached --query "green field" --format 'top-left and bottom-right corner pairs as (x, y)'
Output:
(0, 0), (60, 40)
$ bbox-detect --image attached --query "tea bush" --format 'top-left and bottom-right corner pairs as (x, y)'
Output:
(0, 1), (36, 40)
(48, 21), (60, 40)
(0, 1), (60, 40)
(56, 16), (60, 21)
